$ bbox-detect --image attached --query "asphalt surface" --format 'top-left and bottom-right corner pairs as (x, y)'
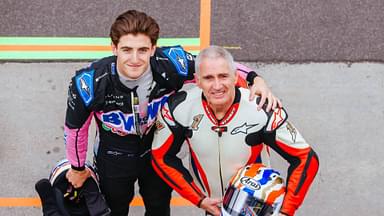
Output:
(1, 61), (383, 215)
(1, 0), (384, 215)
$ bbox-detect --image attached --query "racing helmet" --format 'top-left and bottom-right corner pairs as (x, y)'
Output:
(221, 163), (285, 216)
(35, 159), (110, 216)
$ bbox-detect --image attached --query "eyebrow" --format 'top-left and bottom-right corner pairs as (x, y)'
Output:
(120, 46), (150, 49)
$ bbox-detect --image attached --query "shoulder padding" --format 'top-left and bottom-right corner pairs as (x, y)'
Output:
(167, 90), (187, 113)
(74, 68), (95, 107)
(160, 45), (194, 77)
(160, 91), (187, 128)
(73, 56), (115, 107)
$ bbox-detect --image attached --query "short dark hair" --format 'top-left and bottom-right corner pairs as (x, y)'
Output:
(109, 10), (160, 46)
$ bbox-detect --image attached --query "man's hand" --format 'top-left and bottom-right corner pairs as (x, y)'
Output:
(249, 76), (282, 112)
(200, 197), (222, 216)
(66, 168), (91, 189)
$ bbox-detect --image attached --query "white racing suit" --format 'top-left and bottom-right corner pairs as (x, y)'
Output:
(151, 86), (319, 216)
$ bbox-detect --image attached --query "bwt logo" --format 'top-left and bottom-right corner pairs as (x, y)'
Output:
(101, 94), (171, 133)
(240, 177), (261, 190)
(102, 112), (135, 133)
(147, 95), (170, 122)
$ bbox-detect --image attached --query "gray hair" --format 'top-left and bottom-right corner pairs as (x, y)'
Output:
(195, 45), (236, 75)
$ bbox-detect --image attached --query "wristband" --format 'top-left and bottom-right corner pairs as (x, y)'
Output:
(71, 165), (85, 171)
(246, 71), (258, 86)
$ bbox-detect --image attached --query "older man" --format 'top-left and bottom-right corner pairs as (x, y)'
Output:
(151, 46), (319, 216)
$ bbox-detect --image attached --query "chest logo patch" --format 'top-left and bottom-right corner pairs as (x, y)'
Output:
(231, 122), (259, 135)
(191, 114), (204, 130)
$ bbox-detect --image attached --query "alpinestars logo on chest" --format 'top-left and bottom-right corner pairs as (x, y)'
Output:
(231, 122), (259, 135)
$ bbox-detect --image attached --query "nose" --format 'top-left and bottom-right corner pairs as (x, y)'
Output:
(213, 78), (222, 89)
(131, 51), (139, 63)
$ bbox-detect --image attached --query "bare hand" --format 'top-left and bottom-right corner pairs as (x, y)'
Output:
(66, 168), (91, 188)
(200, 197), (222, 216)
(249, 76), (282, 112)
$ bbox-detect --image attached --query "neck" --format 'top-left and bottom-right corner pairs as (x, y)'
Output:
(209, 94), (235, 120)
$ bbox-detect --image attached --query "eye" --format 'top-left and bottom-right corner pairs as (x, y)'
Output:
(139, 48), (149, 54)
(219, 74), (229, 79)
(121, 48), (132, 53)
(202, 75), (213, 81)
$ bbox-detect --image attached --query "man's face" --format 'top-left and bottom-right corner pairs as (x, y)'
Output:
(112, 33), (156, 80)
(196, 57), (238, 110)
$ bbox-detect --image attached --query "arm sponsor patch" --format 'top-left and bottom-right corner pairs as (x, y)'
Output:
(75, 69), (94, 107)
(162, 46), (189, 77)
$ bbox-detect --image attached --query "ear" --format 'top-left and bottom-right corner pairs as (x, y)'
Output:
(234, 72), (239, 84)
(150, 45), (157, 56)
(194, 73), (201, 87)
(111, 43), (118, 56)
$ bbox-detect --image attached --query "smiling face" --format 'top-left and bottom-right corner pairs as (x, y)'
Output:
(112, 33), (156, 80)
(196, 56), (238, 113)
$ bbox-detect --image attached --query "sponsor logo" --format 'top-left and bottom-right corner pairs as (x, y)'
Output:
(102, 111), (136, 134)
(163, 46), (188, 76)
(240, 177), (261, 190)
(162, 106), (173, 121)
(271, 108), (285, 130)
(105, 94), (125, 106)
(231, 122), (259, 135)
(80, 78), (90, 97)
(75, 70), (94, 106)
(147, 95), (170, 122)
(191, 114), (204, 130)
(286, 121), (297, 143)
(186, 53), (193, 61)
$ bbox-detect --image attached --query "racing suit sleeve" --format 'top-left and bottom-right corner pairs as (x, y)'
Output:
(235, 62), (258, 88)
(151, 101), (206, 206)
(64, 76), (93, 171)
(262, 117), (319, 216)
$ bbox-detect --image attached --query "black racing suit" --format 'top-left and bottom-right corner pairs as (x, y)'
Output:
(64, 46), (195, 216)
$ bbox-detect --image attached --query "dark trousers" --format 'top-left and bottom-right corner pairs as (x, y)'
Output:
(96, 149), (172, 216)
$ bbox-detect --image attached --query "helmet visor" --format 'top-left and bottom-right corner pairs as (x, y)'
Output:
(222, 186), (274, 216)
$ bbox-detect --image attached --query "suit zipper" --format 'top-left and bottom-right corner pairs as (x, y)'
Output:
(217, 122), (225, 197)
(131, 91), (142, 137)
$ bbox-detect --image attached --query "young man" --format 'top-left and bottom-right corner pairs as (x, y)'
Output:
(151, 46), (319, 216)
(64, 10), (279, 216)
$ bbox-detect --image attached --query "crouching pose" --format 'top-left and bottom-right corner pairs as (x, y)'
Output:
(151, 46), (319, 216)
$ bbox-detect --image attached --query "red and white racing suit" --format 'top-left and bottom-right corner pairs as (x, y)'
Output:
(151, 86), (319, 216)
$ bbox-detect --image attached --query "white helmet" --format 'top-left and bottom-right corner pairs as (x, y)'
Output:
(221, 163), (285, 216)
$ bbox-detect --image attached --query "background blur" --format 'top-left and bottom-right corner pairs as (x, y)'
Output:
(0, 0), (383, 215)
